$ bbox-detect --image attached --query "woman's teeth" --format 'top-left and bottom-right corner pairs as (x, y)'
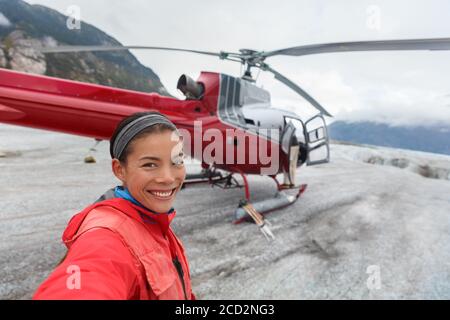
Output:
(149, 189), (175, 198)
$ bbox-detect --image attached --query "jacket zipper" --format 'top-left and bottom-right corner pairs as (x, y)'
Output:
(173, 256), (188, 300)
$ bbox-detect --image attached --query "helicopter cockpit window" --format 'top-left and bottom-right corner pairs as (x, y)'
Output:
(244, 118), (255, 125)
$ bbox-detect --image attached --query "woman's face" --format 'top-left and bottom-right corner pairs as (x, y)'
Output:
(112, 130), (186, 213)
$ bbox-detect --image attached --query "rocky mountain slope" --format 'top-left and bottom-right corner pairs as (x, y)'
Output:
(0, 0), (170, 95)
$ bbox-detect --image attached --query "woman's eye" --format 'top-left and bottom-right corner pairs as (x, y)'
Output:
(143, 163), (157, 168)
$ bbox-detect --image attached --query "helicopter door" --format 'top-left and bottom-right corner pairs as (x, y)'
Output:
(304, 114), (330, 165)
(280, 121), (298, 184)
(281, 121), (295, 155)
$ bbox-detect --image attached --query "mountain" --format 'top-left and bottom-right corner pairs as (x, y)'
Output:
(0, 0), (170, 95)
(328, 121), (450, 156)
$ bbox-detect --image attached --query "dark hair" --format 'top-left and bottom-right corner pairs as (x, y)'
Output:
(109, 111), (177, 163)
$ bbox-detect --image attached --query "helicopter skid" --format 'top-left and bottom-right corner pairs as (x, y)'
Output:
(182, 169), (222, 185)
(233, 184), (307, 223)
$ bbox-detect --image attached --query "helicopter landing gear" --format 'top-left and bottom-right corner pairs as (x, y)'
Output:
(233, 173), (307, 224)
(181, 166), (242, 189)
(182, 166), (307, 231)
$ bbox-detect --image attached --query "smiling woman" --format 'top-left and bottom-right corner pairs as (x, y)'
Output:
(33, 112), (195, 300)
(110, 112), (186, 214)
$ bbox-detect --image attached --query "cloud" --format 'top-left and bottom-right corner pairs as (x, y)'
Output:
(336, 86), (450, 127)
(0, 12), (11, 27)
(23, 0), (450, 127)
(266, 68), (360, 120)
(264, 66), (450, 128)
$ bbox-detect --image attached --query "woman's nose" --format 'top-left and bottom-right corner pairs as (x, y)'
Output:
(155, 166), (176, 184)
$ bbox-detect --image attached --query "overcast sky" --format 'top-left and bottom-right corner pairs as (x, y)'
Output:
(22, 0), (450, 126)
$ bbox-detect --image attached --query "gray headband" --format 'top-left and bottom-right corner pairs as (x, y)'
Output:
(112, 114), (178, 159)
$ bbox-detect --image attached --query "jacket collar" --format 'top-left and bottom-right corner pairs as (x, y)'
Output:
(128, 201), (176, 236)
(92, 187), (176, 235)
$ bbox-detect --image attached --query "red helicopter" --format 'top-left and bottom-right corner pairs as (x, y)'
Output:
(1, 37), (450, 229)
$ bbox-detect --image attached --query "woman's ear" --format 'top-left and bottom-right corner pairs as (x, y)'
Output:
(112, 159), (126, 183)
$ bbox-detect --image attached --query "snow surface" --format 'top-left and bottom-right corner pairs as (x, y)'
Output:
(0, 124), (449, 299)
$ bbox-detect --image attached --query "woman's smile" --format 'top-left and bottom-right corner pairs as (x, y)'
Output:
(146, 187), (178, 200)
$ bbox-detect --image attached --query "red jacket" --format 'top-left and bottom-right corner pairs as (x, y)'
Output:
(33, 198), (195, 300)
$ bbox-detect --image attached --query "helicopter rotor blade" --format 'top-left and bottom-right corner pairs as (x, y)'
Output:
(39, 45), (232, 58)
(261, 64), (332, 117)
(261, 37), (450, 58)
